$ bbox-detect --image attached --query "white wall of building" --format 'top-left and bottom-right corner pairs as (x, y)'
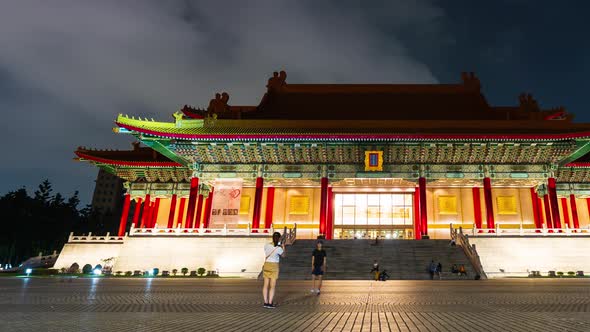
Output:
(55, 243), (123, 270)
(56, 237), (271, 278)
(470, 236), (590, 277)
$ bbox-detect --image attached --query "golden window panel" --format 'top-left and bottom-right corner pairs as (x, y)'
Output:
(289, 195), (310, 215)
(239, 195), (251, 215)
(497, 196), (518, 215)
(438, 195), (458, 215)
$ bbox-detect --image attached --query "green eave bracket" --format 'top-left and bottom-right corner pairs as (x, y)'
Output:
(97, 164), (117, 175)
(139, 139), (190, 166)
(559, 140), (590, 166)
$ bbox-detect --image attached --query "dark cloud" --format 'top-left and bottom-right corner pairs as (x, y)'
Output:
(0, 1), (443, 203)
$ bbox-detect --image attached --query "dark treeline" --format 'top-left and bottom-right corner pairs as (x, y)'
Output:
(0, 180), (120, 266)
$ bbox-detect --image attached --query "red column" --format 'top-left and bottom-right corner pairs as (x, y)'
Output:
(194, 194), (204, 229)
(326, 187), (334, 240)
(530, 188), (541, 231)
(413, 189), (421, 239)
(483, 177), (495, 231)
(252, 177), (264, 232)
(117, 194), (131, 236)
(140, 194), (151, 228)
(132, 197), (142, 227)
(472, 187), (483, 230)
(176, 197), (187, 228)
(547, 178), (561, 229)
(560, 198), (570, 228)
(150, 198), (161, 228)
(203, 188), (214, 228)
(538, 197), (545, 227)
(185, 177), (199, 228)
(264, 187), (275, 230)
(543, 194), (553, 229)
(167, 194), (177, 229)
(319, 177), (329, 237)
(419, 177), (428, 236)
(570, 194), (580, 229)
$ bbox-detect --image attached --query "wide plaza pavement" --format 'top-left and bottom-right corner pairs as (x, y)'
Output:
(0, 278), (589, 331)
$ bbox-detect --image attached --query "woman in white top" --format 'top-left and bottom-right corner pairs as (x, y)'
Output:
(262, 232), (285, 308)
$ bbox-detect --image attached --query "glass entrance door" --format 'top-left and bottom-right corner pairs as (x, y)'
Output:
(332, 193), (413, 239)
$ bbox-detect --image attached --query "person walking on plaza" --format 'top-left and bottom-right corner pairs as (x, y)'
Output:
(311, 241), (327, 295)
(262, 232), (285, 309)
(436, 262), (443, 279)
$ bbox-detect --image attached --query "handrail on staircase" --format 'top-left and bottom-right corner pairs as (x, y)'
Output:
(450, 224), (487, 279)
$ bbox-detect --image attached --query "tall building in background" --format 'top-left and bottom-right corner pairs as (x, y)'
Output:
(91, 169), (124, 213)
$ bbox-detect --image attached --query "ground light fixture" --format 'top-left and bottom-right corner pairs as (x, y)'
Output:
(25, 268), (32, 276)
(93, 269), (102, 276)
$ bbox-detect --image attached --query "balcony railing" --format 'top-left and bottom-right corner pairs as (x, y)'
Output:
(128, 224), (274, 237)
(67, 232), (125, 243)
(465, 224), (590, 236)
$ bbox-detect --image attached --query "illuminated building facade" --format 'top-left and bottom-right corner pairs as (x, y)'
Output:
(75, 71), (590, 240)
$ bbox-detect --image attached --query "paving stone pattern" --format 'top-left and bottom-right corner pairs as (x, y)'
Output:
(0, 278), (589, 331)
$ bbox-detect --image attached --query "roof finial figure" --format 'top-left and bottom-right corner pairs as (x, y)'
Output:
(461, 72), (481, 90)
(267, 70), (287, 91)
(518, 93), (539, 112)
(207, 92), (230, 114)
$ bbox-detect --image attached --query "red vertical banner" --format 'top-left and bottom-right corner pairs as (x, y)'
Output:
(560, 198), (570, 228)
(570, 194), (580, 229)
(543, 195), (553, 229)
(419, 177), (428, 236)
(194, 194), (204, 229)
(167, 194), (177, 229)
(185, 177), (199, 228)
(150, 198), (161, 228)
(530, 188), (541, 231)
(140, 194), (151, 228)
(264, 187), (275, 230)
(413, 189), (421, 239)
(132, 197), (142, 228)
(203, 187), (214, 228)
(318, 177), (328, 237)
(118, 194), (131, 236)
(176, 197), (187, 228)
(472, 187), (482, 230)
(548, 178), (561, 229)
(326, 187), (334, 240)
(252, 177), (264, 232)
(483, 177), (495, 230)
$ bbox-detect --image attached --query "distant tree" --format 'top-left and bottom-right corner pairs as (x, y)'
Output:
(82, 264), (93, 274)
(181, 267), (188, 276)
(197, 267), (206, 277)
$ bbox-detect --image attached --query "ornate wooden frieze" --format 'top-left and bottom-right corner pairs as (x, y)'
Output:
(169, 141), (577, 165)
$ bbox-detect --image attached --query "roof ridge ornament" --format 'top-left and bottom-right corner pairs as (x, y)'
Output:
(518, 93), (540, 112)
(267, 70), (287, 92)
(207, 92), (230, 114)
(460, 72), (481, 91)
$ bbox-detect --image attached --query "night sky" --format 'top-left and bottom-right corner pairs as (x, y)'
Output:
(1, 1), (589, 204)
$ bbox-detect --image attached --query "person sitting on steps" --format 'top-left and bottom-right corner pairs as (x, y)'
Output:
(458, 264), (467, 276)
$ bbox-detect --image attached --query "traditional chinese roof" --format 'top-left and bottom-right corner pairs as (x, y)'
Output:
(75, 143), (182, 167)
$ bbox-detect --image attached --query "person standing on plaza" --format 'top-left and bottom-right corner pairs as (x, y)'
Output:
(262, 232), (285, 308)
(311, 241), (327, 295)
(428, 260), (436, 279)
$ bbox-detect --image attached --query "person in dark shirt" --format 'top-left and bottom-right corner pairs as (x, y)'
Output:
(311, 241), (327, 295)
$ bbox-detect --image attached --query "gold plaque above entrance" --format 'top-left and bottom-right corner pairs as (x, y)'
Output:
(364, 151), (383, 171)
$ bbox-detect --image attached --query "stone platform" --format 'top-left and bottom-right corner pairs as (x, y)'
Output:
(1, 278), (589, 331)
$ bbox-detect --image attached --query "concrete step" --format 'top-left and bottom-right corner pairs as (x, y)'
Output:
(279, 239), (476, 280)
